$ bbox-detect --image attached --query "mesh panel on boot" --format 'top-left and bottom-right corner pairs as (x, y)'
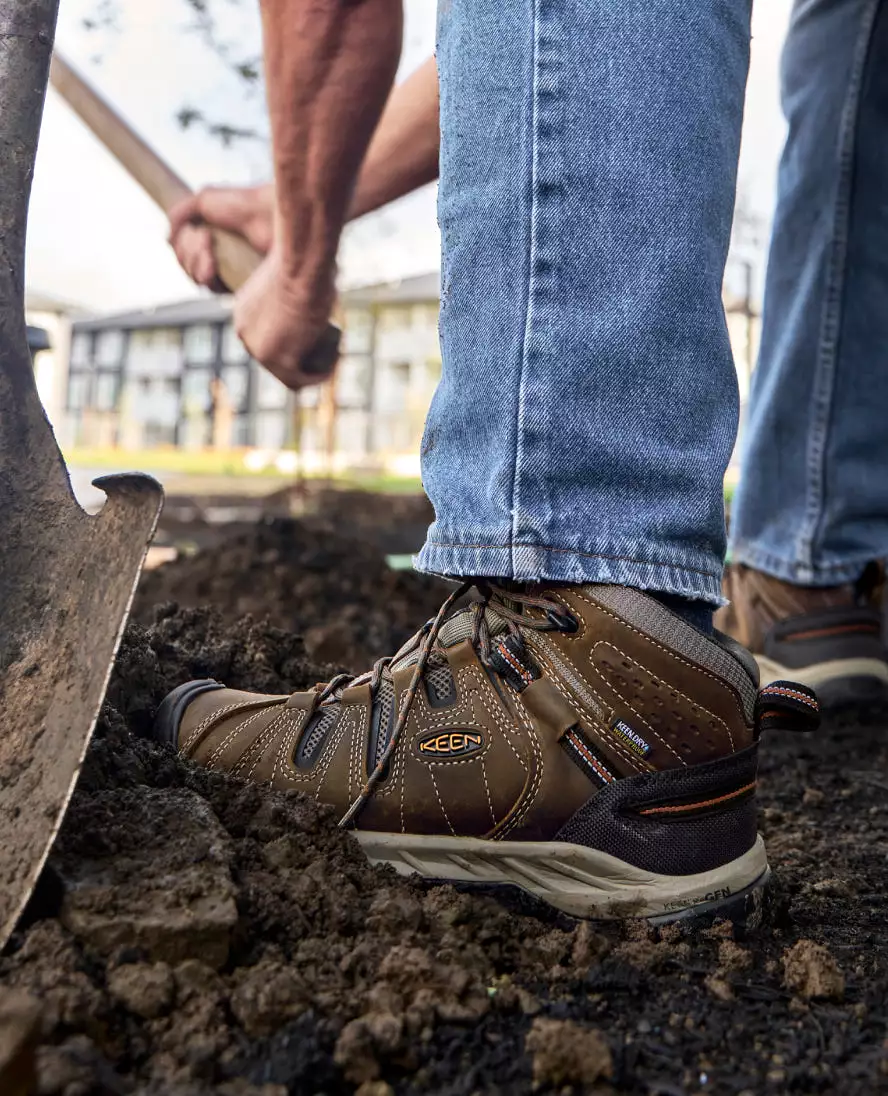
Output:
(555, 747), (759, 875)
(425, 662), (457, 707)
(368, 678), (396, 772)
(294, 706), (339, 769)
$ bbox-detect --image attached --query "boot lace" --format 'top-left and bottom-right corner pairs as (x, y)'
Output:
(334, 581), (577, 828)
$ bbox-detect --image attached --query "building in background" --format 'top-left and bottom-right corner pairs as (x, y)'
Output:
(25, 289), (90, 434)
(64, 266), (759, 476)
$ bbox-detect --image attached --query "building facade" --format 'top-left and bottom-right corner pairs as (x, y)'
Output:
(26, 289), (89, 435)
(65, 267), (758, 475)
(65, 273), (445, 474)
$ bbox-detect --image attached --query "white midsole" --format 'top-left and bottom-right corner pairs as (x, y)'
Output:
(355, 830), (768, 919)
(756, 654), (888, 690)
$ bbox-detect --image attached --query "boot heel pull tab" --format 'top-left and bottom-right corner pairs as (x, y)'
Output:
(755, 681), (820, 735)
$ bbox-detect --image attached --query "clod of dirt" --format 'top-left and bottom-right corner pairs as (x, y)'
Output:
(782, 939), (845, 1000)
(0, 989), (39, 1096)
(525, 1017), (613, 1088)
(802, 786), (826, 807)
(58, 787), (238, 969)
(717, 939), (752, 974)
(704, 974), (734, 1002)
(107, 961), (175, 1019)
(613, 921), (690, 970)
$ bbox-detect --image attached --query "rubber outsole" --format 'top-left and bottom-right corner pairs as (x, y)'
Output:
(356, 831), (769, 923)
(153, 679), (223, 745)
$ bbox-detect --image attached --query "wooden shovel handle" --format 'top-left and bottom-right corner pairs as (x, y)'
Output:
(49, 52), (262, 290)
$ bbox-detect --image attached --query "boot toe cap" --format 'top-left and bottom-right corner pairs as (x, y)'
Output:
(153, 679), (225, 747)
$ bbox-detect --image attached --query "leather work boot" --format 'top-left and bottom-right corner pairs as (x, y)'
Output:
(154, 583), (818, 921)
(718, 563), (888, 710)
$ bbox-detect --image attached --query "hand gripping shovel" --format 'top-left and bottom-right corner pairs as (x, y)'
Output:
(0, 2), (164, 948)
(49, 51), (341, 376)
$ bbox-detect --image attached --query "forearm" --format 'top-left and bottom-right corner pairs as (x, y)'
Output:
(260, 0), (403, 288)
(349, 56), (439, 220)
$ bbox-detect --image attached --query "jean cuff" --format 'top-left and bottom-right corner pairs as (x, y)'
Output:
(415, 533), (726, 607)
(730, 540), (872, 587)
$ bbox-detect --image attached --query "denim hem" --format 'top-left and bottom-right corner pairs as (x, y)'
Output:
(414, 537), (726, 606)
(730, 539), (873, 586)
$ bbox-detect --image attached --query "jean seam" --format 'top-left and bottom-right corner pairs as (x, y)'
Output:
(798, 0), (881, 569)
(510, 0), (542, 576)
(423, 537), (721, 579)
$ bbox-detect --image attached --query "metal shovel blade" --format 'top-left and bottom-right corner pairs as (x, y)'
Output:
(0, 1), (164, 948)
(0, 463), (163, 948)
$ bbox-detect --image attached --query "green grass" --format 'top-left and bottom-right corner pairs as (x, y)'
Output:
(65, 447), (289, 477)
(65, 447), (424, 494)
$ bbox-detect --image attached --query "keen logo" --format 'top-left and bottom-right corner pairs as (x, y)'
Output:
(418, 730), (484, 759)
(611, 719), (652, 757)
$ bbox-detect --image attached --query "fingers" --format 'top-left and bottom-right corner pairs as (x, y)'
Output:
(167, 193), (202, 243)
(172, 223), (219, 288)
(169, 194), (220, 287)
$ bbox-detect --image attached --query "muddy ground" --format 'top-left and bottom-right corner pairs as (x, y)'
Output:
(134, 490), (445, 669)
(2, 491), (887, 1094)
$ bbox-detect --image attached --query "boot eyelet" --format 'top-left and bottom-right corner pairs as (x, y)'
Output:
(546, 609), (579, 634)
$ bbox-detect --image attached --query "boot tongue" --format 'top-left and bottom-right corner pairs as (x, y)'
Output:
(389, 603), (509, 673)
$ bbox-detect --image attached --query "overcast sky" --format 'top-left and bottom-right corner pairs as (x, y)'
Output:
(26, 0), (793, 313)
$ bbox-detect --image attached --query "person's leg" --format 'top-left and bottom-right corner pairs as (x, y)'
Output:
(724, 0), (888, 703)
(732, 0), (888, 579)
(157, 0), (821, 922)
(417, 0), (751, 619)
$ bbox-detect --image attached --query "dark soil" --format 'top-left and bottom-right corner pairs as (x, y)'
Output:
(134, 508), (450, 669)
(2, 497), (887, 1094)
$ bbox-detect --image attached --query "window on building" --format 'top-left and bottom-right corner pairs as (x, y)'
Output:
(130, 328), (181, 351)
(70, 333), (91, 368)
(182, 368), (213, 412)
(412, 304), (438, 328)
(220, 364), (250, 411)
(378, 307), (409, 331)
(343, 308), (373, 354)
(222, 322), (247, 363)
(255, 410), (290, 449)
(232, 414), (253, 448)
(95, 372), (120, 411)
(96, 329), (124, 367)
(299, 384), (321, 410)
(128, 327), (182, 377)
(255, 365), (289, 410)
(68, 373), (91, 411)
(335, 355), (372, 409)
(183, 324), (216, 364)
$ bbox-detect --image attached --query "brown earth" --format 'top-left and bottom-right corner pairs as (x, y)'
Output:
(2, 492), (887, 1094)
(133, 490), (447, 669)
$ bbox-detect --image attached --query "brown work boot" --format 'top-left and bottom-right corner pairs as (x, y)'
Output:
(717, 563), (888, 710)
(155, 583), (818, 921)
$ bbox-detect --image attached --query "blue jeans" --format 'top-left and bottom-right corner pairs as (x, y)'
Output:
(416, 0), (752, 606)
(731, 0), (888, 586)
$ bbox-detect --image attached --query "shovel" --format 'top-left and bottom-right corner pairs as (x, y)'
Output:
(0, 2), (164, 948)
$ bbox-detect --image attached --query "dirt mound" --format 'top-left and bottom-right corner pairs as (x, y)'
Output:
(134, 515), (451, 669)
(2, 504), (887, 1093)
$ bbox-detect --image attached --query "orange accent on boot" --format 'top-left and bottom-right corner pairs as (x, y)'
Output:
(638, 780), (756, 816)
